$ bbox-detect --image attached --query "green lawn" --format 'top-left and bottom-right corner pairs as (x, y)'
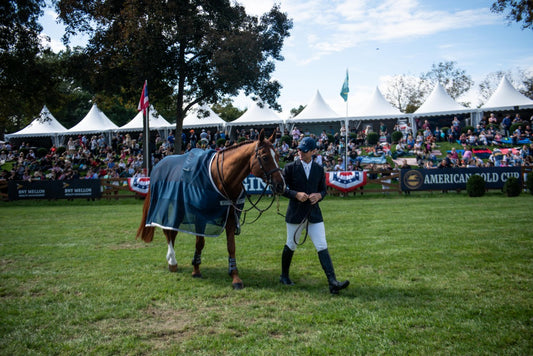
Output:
(0, 195), (532, 355)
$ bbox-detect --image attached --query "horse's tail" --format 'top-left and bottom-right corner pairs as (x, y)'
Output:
(136, 189), (155, 243)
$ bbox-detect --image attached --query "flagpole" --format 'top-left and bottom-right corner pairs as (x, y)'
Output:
(344, 70), (349, 171)
(138, 80), (151, 176)
(144, 106), (151, 175)
(345, 108), (348, 172)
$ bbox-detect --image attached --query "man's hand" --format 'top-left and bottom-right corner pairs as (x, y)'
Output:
(295, 192), (308, 202)
(308, 193), (321, 205)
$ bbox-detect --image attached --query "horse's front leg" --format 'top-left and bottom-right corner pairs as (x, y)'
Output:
(191, 235), (204, 278)
(226, 210), (243, 290)
(163, 230), (178, 272)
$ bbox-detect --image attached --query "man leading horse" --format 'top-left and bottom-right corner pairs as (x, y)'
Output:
(279, 137), (350, 295)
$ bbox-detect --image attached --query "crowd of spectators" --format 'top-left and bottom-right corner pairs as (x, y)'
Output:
(1, 112), (533, 183)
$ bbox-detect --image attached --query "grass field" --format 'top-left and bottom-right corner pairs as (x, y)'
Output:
(1, 194), (532, 355)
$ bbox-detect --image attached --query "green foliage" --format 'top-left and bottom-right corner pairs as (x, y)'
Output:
(391, 130), (403, 143)
(216, 138), (226, 147)
(466, 174), (486, 197)
(290, 105), (306, 118)
(527, 172), (533, 194)
(0, 0), (48, 132)
(366, 132), (379, 145)
(56, 146), (66, 156)
(36, 147), (48, 158)
(422, 61), (474, 100)
(56, 0), (293, 150)
(462, 125), (475, 134)
(491, 0), (533, 30)
(211, 99), (245, 122)
(504, 176), (522, 196)
(509, 122), (523, 134)
(280, 135), (291, 145)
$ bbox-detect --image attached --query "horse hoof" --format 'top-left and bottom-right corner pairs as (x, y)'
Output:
(192, 273), (202, 278)
(168, 264), (178, 272)
(232, 282), (244, 290)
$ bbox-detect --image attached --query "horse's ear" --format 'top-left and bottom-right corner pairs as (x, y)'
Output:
(267, 130), (276, 143)
(259, 129), (265, 142)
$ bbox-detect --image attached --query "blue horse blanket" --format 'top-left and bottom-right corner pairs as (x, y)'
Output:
(146, 149), (244, 237)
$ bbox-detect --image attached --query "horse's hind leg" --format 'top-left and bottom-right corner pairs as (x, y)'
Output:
(191, 235), (205, 278)
(164, 229), (178, 272)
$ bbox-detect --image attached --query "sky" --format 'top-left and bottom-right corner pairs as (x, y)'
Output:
(39, 0), (533, 118)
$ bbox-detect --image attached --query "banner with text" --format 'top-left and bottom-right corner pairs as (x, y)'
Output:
(242, 175), (273, 194)
(400, 167), (522, 191)
(8, 180), (101, 200)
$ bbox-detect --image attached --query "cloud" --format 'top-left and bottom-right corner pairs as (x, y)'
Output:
(261, 0), (499, 64)
(40, 33), (66, 52)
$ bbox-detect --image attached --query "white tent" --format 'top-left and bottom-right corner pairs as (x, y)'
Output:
(227, 102), (283, 126)
(67, 104), (118, 134)
(354, 87), (402, 117)
(414, 83), (469, 116)
(119, 105), (171, 131)
(481, 76), (533, 110)
(6, 105), (67, 138)
(347, 86), (409, 131)
(5, 105), (68, 146)
(181, 105), (226, 129)
(290, 90), (340, 123)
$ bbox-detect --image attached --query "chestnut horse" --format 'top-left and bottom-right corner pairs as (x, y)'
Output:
(136, 129), (285, 289)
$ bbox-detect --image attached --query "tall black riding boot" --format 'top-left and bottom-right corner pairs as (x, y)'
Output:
(280, 245), (295, 285)
(318, 249), (349, 294)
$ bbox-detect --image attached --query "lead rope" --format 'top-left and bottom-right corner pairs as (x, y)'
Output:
(276, 197), (313, 246)
(294, 204), (313, 246)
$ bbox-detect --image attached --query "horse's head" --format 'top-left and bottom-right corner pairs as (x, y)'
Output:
(251, 129), (286, 194)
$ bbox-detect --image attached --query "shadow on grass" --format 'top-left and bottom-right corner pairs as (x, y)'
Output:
(155, 263), (445, 305)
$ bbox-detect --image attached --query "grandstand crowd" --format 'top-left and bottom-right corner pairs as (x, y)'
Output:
(1, 113), (533, 182)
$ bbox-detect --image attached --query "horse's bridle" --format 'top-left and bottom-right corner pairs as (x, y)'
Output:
(253, 142), (282, 187)
(215, 141), (282, 224)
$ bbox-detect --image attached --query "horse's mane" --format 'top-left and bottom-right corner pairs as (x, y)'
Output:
(221, 139), (263, 153)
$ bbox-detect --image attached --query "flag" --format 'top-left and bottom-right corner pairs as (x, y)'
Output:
(137, 80), (149, 113)
(340, 69), (349, 102)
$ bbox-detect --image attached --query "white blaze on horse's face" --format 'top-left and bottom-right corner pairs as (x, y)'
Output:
(270, 147), (286, 191)
(270, 148), (279, 169)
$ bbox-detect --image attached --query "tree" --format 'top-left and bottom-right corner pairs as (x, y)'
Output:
(383, 75), (428, 113)
(290, 105), (305, 118)
(478, 70), (513, 105)
(211, 99), (245, 123)
(491, 0), (533, 30)
(478, 69), (533, 106)
(56, 0), (292, 152)
(517, 68), (533, 99)
(0, 0), (48, 135)
(421, 61), (474, 103)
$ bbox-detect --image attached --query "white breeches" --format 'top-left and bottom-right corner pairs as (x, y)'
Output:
(286, 221), (327, 252)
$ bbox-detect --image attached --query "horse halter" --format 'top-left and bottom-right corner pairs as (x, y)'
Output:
(253, 142), (282, 186)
